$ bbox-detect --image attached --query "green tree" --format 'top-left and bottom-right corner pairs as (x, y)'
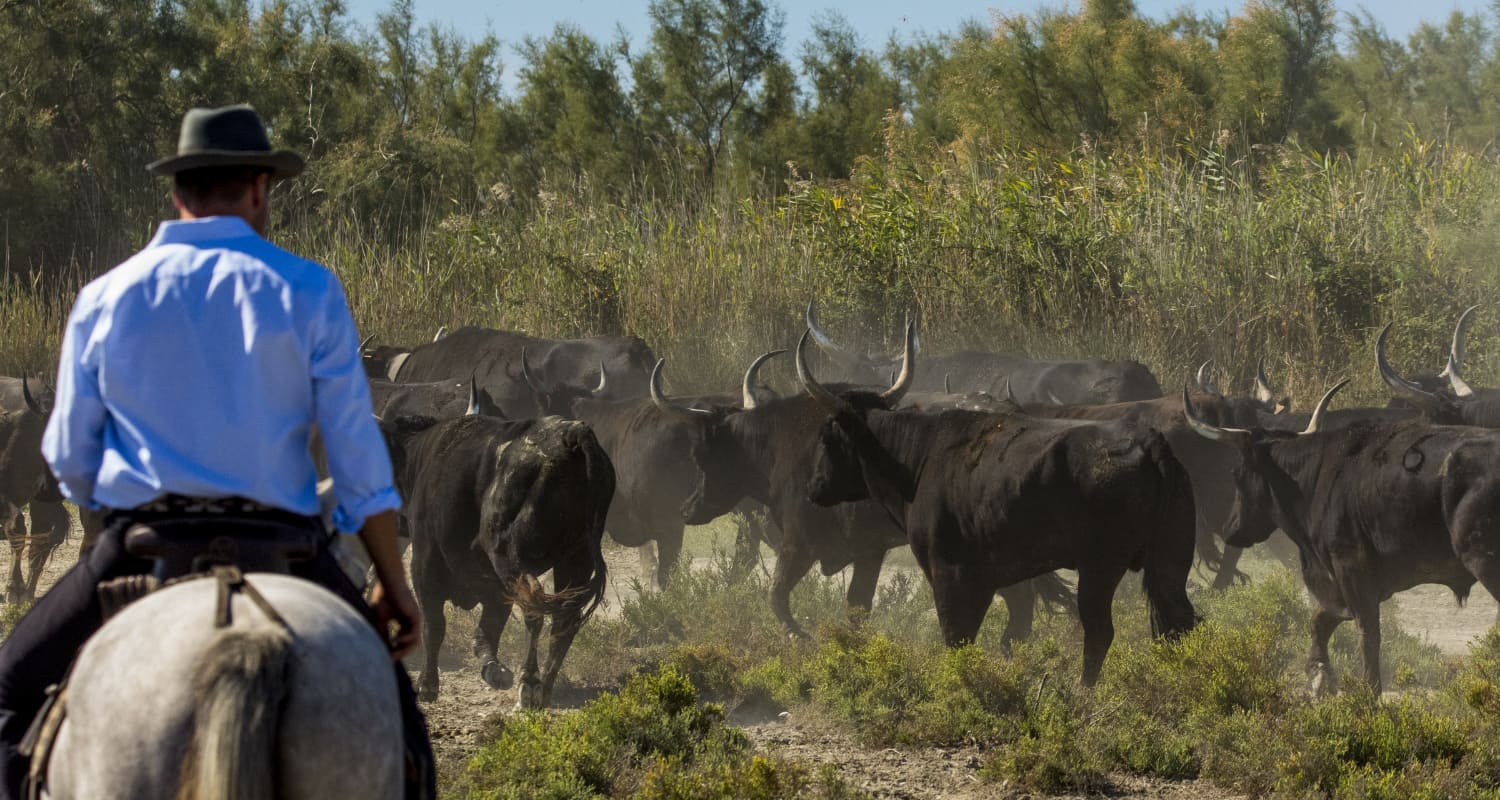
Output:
(798, 12), (901, 178)
(631, 0), (785, 185)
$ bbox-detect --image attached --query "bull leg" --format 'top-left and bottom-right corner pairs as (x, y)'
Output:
(1307, 606), (1345, 696)
(473, 600), (515, 691)
(1355, 601), (1383, 693)
(654, 527), (684, 588)
(731, 512), (766, 577)
(929, 564), (994, 648)
(771, 546), (816, 639)
(536, 560), (592, 708)
(516, 590), (545, 711)
(845, 552), (886, 624)
(1077, 563), (1128, 687)
(637, 545), (659, 586)
(996, 582), (1037, 653)
(5, 506), (25, 604)
(23, 505), (67, 602)
(415, 588), (447, 702)
(1211, 545), (1250, 591)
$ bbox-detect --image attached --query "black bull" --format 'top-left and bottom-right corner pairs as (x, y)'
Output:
(383, 326), (657, 418)
(0, 377), (70, 603)
(804, 302), (1162, 404)
(796, 335), (1197, 686)
(383, 414), (613, 709)
(1186, 382), (1500, 694)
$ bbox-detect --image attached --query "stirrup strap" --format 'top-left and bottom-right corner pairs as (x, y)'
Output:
(210, 565), (290, 631)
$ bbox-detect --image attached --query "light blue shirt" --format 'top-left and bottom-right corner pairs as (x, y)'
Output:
(42, 216), (399, 533)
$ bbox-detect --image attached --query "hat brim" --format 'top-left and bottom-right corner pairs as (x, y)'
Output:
(147, 149), (305, 180)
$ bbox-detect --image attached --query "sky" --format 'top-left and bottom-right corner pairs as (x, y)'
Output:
(342, 0), (1495, 63)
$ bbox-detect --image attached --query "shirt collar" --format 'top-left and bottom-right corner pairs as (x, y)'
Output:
(148, 216), (261, 247)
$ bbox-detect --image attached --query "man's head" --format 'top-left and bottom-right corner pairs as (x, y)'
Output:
(148, 105), (304, 234)
(171, 166), (272, 233)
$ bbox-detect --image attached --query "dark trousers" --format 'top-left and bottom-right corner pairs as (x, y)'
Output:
(0, 512), (435, 799)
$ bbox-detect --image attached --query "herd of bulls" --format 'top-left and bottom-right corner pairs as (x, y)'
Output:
(3, 302), (1500, 706)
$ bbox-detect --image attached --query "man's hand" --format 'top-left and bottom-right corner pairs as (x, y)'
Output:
(358, 509), (421, 661)
(369, 577), (421, 661)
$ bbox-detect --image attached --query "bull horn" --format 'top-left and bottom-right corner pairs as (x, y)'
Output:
(519, 347), (546, 394)
(650, 359), (711, 417)
(804, 299), (849, 355)
(878, 318), (916, 404)
(1045, 389), (1065, 405)
(1300, 379), (1348, 435)
(591, 361), (608, 396)
(943, 374), (951, 394)
(1254, 358), (1275, 405)
(433, 326), (448, 342)
(1002, 376), (1019, 406)
(1446, 353), (1476, 399)
(796, 329), (842, 412)
(1195, 360), (1219, 395)
(1182, 386), (1253, 443)
(742, 349), (786, 410)
(1440, 304), (1480, 380)
(358, 334), (376, 354)
(20, 376), (43, 416)
(1376, 324), (1441, 403)
(466, 373), (481, 416)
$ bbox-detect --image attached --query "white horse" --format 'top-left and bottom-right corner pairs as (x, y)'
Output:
(38, 573), (403, 799)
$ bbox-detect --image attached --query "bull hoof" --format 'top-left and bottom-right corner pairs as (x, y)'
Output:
(481, 660), (514, 690)
(515, 680), (544, 710)
(417, 683), (439, 703)
(1308, 662), (1337, 697)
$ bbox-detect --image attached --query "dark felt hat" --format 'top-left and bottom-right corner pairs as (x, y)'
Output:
(147, 105), (305, 179)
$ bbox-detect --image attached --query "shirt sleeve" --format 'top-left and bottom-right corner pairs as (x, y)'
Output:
(41, 291), (108, 510)
(310, 276), (401, 533)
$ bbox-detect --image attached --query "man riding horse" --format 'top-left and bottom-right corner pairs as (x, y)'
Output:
(0, 105), (434, 799)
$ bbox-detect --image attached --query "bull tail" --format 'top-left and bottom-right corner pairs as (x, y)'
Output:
(1030, 572), (1078, 619)
(177, 628), (292, 800)
(1141, 431), (1199, 639)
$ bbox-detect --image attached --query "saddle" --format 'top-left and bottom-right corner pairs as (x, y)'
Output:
(23, 518), (322, 799)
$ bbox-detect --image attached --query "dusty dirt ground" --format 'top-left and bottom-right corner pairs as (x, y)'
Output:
(13, 511), (1498, 798)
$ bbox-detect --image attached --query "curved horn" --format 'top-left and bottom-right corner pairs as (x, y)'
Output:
(466, 373), (481, 416)
(650, 359), (711, 418)
(592, 361), (608, 396)
(1300, 379), (1348, 435)
(358, 334), (376, 354)
(1376, 324), (1441, 403)
(796, 329), (842, 412)
(1440, 304), (1480, 380)
(741, 349), (786, 410)
(1195, 360), (1219, 395)
(20, 376), (43, 416)
(1002, 376), (1020, 406)
(432, 326), (448, 342)
(1446, 353), (1476, 399)
(804, 299), (849, 355)
(1182, 386), (1253, 443)
(943, 373), (951, 394)
(519, 347), (546, 394)
(878, 318), (917, 404)
(1254, 358), (1275, 405)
